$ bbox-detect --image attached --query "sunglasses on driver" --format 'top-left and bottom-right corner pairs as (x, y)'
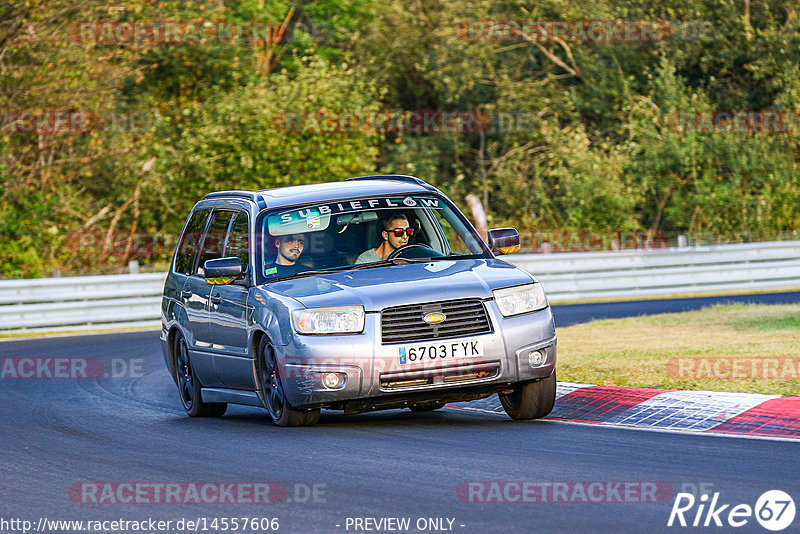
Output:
(387, 227), (415, 237)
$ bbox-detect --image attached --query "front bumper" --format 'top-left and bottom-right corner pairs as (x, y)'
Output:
(278, 301), (556, 409)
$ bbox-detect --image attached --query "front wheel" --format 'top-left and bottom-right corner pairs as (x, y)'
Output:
(256, 337), (319, 427)
(499, 371), (556, 420)
(173, 332), (227, 417)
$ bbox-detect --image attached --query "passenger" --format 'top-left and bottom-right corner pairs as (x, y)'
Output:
(264, 234), (307, 279)
(355, 212), (414, 264)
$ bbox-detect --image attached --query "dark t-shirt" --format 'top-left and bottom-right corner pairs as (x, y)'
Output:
(263, 262), (308, 280)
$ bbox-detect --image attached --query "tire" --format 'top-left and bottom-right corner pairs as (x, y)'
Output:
(409, 402), (446, 412)
(499, 371), (556, 420)
(256, 337), (320, 427)
(173, 332), (227, 417)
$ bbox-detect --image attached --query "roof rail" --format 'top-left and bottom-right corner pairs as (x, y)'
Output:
(345, 174), (436, 190)
(203, 190), (267, 209)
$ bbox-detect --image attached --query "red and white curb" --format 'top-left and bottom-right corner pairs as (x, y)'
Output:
(452, 382), (800, 440)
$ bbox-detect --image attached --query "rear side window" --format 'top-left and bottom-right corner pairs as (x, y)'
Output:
(225, 212), (250, 274)
(196, 211), (234, 275)
(174, 209), (210, 275)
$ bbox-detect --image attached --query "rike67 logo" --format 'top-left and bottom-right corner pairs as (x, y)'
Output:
(668, 490), (795, 531)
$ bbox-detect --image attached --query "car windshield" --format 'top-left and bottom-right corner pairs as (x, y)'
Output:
(255, 193), (490, 283)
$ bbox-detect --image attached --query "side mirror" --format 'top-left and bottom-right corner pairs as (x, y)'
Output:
(203, 257), (243, 285)
(488, 228), (520, 255)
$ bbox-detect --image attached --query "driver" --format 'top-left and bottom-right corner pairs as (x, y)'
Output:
(355, 212), (414, 264)
(264, 233), (307, 279)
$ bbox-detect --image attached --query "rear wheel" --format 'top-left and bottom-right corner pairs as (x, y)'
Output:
(499, 371), (556, 420)
(173, 332), (227, 417)
(256, 337), (319, 427)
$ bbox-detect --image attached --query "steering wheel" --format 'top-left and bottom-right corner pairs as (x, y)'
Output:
(387, 244), (441, 260)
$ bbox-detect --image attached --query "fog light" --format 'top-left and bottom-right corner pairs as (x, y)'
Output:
(322, 372), (341, 389)
(528, 350), (545, 367)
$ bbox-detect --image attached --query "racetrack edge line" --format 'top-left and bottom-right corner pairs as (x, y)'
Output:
(445, 404), (800, 443)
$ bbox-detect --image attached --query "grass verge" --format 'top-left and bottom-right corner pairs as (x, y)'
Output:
(556, 303), (800, 396)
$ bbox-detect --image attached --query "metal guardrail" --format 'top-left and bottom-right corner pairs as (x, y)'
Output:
(515, 241), (800, 301)
(0, 273), (166, 333)
(0, 242), (798, 334)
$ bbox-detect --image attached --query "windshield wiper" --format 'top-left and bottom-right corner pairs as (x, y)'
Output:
(348, 257), (437, 269)
(264, 258), (441, 282)
(263, 265), (356, 282)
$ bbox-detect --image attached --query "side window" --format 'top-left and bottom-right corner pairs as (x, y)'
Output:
(224, 212), (250, 275)
(195, 211), (234, 275)
(174, 209), (210, 275)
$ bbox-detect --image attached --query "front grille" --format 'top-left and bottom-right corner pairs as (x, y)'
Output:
(381, 298), (492, 344)
(380, 364), (499, 389)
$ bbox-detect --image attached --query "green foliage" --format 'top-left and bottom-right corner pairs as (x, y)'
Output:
(0, 183), (56, 278)
(152, 56), (381, 223)
(2, 0), (800, 277)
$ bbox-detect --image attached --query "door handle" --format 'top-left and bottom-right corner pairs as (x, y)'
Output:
(210, 294), (222, 305)
(180, 289), (192, 299)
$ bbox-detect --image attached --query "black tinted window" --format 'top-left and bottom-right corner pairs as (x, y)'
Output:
(225, 212), (250, 273)
(196, 211), (234, 275)
(174, 209), (210, 275)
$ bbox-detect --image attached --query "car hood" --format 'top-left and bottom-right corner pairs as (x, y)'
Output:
(261, 258), (536, 311)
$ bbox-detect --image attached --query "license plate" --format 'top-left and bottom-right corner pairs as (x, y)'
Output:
(398, 339), (484, 365)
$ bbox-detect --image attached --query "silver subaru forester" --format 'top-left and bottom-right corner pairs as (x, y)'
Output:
(161, 175), (556, 426)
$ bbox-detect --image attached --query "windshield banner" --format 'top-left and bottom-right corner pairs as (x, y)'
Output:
(267, 196), (442, 235)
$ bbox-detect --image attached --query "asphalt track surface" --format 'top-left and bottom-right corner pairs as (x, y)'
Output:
(2, 294), (799, 534)
(551, 290), (800, 327)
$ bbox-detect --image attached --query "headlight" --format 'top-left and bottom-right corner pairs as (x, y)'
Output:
(291, 305), (365, 334)
(493, 283), (548, 317)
